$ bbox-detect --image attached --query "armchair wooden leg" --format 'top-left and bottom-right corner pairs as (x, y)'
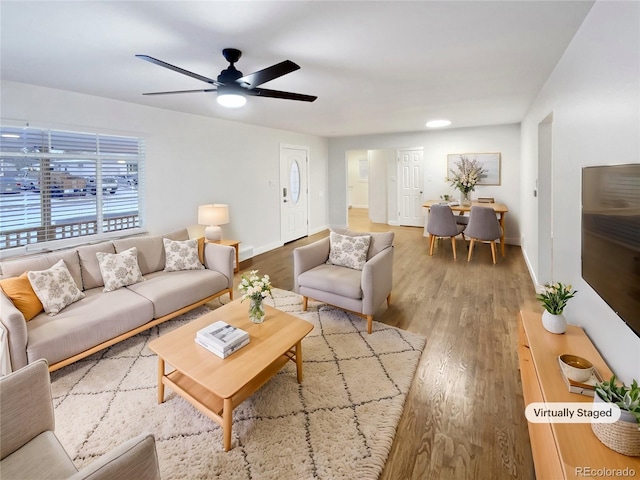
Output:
(302, 296), (308, 311)
(451, 236), (457, 260)
(467, 239), (476, 262)
(366, 315), (373, 334)
(429, 234), (436, 256)
(490, 241), (497, 264)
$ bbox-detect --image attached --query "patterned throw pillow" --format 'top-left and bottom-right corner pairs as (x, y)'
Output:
(163, 238), (205, 272)
(327, 231), (371, 270)
(96, 247), (145, 293)
(27, 259), (85, 315)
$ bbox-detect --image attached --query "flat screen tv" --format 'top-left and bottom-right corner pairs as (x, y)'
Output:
(582, 164), (640, 338)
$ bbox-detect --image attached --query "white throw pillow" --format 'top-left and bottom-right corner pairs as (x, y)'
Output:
(27, 259), (85, 315)
(327, 231), (371, 270)
(163, 238), (205, 272)
(96, 247), (145, 293)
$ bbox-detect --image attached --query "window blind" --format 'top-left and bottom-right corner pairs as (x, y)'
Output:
(0, 125), (145, 251)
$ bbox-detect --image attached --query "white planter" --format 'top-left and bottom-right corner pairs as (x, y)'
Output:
(542, 310), (567, 334)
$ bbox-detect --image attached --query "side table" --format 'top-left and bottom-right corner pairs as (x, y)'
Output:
(211, 239), (240, 273)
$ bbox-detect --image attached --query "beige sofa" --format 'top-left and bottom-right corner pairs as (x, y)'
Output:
(0, 229), (234, 372)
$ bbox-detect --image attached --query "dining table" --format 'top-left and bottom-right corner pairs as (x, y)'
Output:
(423, 200), (509, 256)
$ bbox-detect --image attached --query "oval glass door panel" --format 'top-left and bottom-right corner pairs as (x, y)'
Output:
(290, 160), (301, 204)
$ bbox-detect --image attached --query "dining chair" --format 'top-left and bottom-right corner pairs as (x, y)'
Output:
(426, 204), (466, 260)
(465, 206), (503, 264)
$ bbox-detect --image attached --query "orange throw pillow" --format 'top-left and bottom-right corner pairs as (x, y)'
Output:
(0, 273), (44, 321)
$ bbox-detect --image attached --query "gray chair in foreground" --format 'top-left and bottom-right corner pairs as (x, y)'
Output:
(0, 359), (162, 480)
(293, 229), (394, 334)
(465, 206), (503, 264)
(427, 204), (466, 260)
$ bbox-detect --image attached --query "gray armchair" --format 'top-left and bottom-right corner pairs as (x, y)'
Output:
(0, 359), (162, 480)
(293, 229), (394, 334)
(465, 206), (503, 264)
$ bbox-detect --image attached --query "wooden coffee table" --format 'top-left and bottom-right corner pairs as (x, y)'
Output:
(148, 299), (313, 451)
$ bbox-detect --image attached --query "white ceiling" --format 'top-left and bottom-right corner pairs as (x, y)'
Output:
(0, 1), (594, 138)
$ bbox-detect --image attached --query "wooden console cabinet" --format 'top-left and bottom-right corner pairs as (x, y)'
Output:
(518, 310), (640, 479)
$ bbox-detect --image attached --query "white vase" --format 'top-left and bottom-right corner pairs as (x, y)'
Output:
(542, 310), (567, 334)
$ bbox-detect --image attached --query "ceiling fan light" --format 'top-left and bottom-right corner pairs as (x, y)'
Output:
(426, 119), (452, 128)
(217, 93), (246, 108)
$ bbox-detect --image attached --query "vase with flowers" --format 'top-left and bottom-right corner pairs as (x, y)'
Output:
(238, 270), (273, 323)
(536, 282), (577, 334)
(447, 155), (486, 206)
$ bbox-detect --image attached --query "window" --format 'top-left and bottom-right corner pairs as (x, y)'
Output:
(0, 125), (144, 252)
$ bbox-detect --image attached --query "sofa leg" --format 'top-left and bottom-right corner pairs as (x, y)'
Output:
(367, 315), (373, 334)
(302, 296), (308, 311)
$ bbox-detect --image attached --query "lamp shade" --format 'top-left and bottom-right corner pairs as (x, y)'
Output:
(198, 204), (229, 241)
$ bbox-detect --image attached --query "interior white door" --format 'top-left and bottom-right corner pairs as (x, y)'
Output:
(280, 146), (309, 243)
(397, 148), (424, 226)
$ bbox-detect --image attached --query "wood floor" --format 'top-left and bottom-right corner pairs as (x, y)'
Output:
(232, 208), (539, 480)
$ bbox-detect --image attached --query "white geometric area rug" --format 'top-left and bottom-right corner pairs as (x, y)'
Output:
(51, 289), (426, 480)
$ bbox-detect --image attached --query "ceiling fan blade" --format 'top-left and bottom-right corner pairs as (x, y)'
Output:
(248, 87), (317, 102)
(142, 89), (217, 96)
(136, 55), (221, 86)
(238, 60), (300, 88)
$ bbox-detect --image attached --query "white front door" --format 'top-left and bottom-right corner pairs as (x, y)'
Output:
(397, 148), (424, 227)
(280, 145), (309, 243)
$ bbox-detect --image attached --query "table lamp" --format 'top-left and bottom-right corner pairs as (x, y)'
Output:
(198, 204), (229, 241)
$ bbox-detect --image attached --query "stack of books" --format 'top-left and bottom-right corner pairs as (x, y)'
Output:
(195, 321), (250, 359)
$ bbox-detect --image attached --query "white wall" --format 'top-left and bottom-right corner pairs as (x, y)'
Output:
(328, 124), (521, 243)
(1, 81), (329, 260)
(520, 1), (640, 382)
(368, 149), (394, 224)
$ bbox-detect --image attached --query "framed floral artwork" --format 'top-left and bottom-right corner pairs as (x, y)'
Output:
(447, 153), (501, 185)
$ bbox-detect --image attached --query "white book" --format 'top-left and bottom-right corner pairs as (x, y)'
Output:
(197, 321), (248, 349)
(195, 336), (250, 359)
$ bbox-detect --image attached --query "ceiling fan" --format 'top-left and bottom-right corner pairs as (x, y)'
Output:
(136, 48), (317, 108)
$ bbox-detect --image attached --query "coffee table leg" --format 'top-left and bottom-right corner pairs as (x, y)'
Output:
(157, 357), (165, 404)
(295, 340), (303, 383)
(223, 398), (232, 451)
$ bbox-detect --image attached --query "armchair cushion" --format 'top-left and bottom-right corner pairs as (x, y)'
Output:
(327, 231), (371, 270)
(330, 228), (394, 259)
(298, 263), (363, 299)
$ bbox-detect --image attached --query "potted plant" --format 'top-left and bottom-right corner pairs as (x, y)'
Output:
(593, 375), (640, 456)
(536, 282), (577, 334)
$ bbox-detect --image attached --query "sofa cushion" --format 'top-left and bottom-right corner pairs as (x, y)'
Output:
(96, 247), (145, 292)
(0, 249), (83, 290)
(26, 287), (154, 366)
(0, 431), (78, 480)
(327, 231), (371, 270)
(27, 260), (85, 316)
(298, 264), (363, 299)
(126, 269), (228, 318)
(163, 238), (204, 272)
(0, 273), (43, 321)
(113, 229), (189, 275)
(77, 241), (115, 290)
